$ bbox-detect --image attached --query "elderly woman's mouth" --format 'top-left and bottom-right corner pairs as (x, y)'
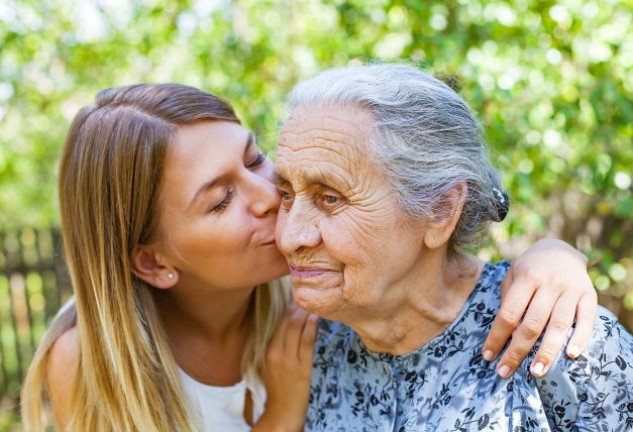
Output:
(289, 264), (338, 282)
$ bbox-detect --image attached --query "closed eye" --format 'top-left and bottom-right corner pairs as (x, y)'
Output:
(247, 152), (266, 168)
(207, 188), (234, 213)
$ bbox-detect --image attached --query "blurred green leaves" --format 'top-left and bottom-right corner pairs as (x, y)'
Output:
(1, 0), (632, 319)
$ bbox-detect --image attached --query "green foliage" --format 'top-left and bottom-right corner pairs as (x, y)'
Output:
(1, 0), (632, 317)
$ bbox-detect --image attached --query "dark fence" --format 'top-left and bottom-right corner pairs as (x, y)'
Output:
(0, 228), (72, 402)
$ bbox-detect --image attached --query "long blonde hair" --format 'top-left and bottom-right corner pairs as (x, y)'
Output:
(20, 84), (291, 431)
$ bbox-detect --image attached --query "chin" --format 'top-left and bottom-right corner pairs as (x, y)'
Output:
(293, 285), (339, 319)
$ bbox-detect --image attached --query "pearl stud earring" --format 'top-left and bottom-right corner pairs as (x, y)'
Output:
(167, 272), (174, 280)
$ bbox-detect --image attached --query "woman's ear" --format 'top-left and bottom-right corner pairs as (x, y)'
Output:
(423, 182), (468, 249)
(130, 245), (178, 289)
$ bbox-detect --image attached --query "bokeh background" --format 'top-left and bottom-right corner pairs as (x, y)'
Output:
(1, 0), (632, 428)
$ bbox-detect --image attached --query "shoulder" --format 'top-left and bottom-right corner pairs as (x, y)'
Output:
(574, 307), (633, 372)
(481, 260), (511, 288)
(48, 325), (79, 376)
(536, 307), (633, 427)
(541, 306), (633, 381)
(577, 307), (633, 384)
(46, 326), (79, 428)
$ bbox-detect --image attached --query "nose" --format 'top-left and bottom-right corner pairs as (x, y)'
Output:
(244, 170), (280, 217)
(277, 197), (322, 254)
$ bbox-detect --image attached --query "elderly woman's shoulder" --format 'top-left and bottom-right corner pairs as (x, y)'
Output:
(577, 306), (633, 359)
(546, 306), (633, 375)
(534, 306), (633, 421)
(588, 307), (633, 362)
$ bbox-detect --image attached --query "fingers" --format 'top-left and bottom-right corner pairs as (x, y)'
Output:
(261, 307), (316, 429)
(283, 307), (311, 358)
(499, 263), (514, 297)
(495, 290), (557, 379)
(268, 306), (318, 367)
(528, 291), (579, 377)
(299, 314), (319, 364)
(486, 240), (598, 379)
(566, 291), (597, 358)
(482, 271), (535, 362)
(267, 307), (291, 355)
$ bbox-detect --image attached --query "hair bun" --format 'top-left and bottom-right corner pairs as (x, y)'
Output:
(492, 187), (510, 221)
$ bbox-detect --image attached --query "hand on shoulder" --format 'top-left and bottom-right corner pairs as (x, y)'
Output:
(254, 305), (319, 432)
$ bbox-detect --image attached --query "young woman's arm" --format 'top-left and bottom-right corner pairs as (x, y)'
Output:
(253, 306), (318, 432)
(482, 238), (597, 378)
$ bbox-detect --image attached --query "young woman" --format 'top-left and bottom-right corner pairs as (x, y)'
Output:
(21, 83), (597, 431)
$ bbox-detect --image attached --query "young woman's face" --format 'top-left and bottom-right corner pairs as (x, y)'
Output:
(155, 120), (288, 291)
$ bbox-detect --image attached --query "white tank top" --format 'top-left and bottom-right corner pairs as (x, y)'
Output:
(179, 368), (267, 432)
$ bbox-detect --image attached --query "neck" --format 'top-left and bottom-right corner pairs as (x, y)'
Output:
(351, 251), (483, 355)
(153, 282), (256, 385)
(155, 284), (255, 341)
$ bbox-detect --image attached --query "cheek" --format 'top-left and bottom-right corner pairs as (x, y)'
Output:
(322, 211), (411, 296)
(175, 213), (252, 259)
(274, 210), (288, 251)
(320, 215), (374, 268)
(181, 226), (245, 259)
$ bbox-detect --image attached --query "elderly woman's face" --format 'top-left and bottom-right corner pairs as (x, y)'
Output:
(275, 105), (425, 319)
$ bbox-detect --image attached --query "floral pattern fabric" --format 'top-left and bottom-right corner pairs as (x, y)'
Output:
(307, 261), (633, 431)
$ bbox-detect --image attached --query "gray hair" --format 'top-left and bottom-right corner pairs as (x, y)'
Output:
(284, 63), (506, 249)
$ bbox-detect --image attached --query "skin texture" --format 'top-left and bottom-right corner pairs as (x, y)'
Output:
(276, 108), (423, 318)
(276, 104), (483, 354)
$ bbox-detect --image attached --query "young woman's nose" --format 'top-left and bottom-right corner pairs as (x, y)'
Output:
(245, 171), (280, 217)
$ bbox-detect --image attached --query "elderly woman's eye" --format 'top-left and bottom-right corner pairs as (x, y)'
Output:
(277, 187), (295, 208)
(321, 192), (345, 210)
(323, 195), (339, 204)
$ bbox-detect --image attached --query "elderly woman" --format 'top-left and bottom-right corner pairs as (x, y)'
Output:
(275, 64), (633, 430)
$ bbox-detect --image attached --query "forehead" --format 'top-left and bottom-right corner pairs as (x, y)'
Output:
(277, 105), (378, 187)
(160, 121), (248, 200)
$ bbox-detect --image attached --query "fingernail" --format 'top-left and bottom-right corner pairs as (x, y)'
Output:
(497, 365), (510, 379)
(532, 362), (545, 376)
(483, 350), (494, 361)
(568, 345), (580, 358)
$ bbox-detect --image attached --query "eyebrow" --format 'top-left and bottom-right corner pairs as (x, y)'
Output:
(275, 172), (289, 185)
(188, 132), (254, 210)
(275, 170), (350, 193)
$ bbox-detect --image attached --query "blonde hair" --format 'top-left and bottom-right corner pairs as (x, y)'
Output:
(20, 84), (291, 431)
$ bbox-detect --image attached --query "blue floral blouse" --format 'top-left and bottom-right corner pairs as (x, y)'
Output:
(307, 261), (633, 431)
